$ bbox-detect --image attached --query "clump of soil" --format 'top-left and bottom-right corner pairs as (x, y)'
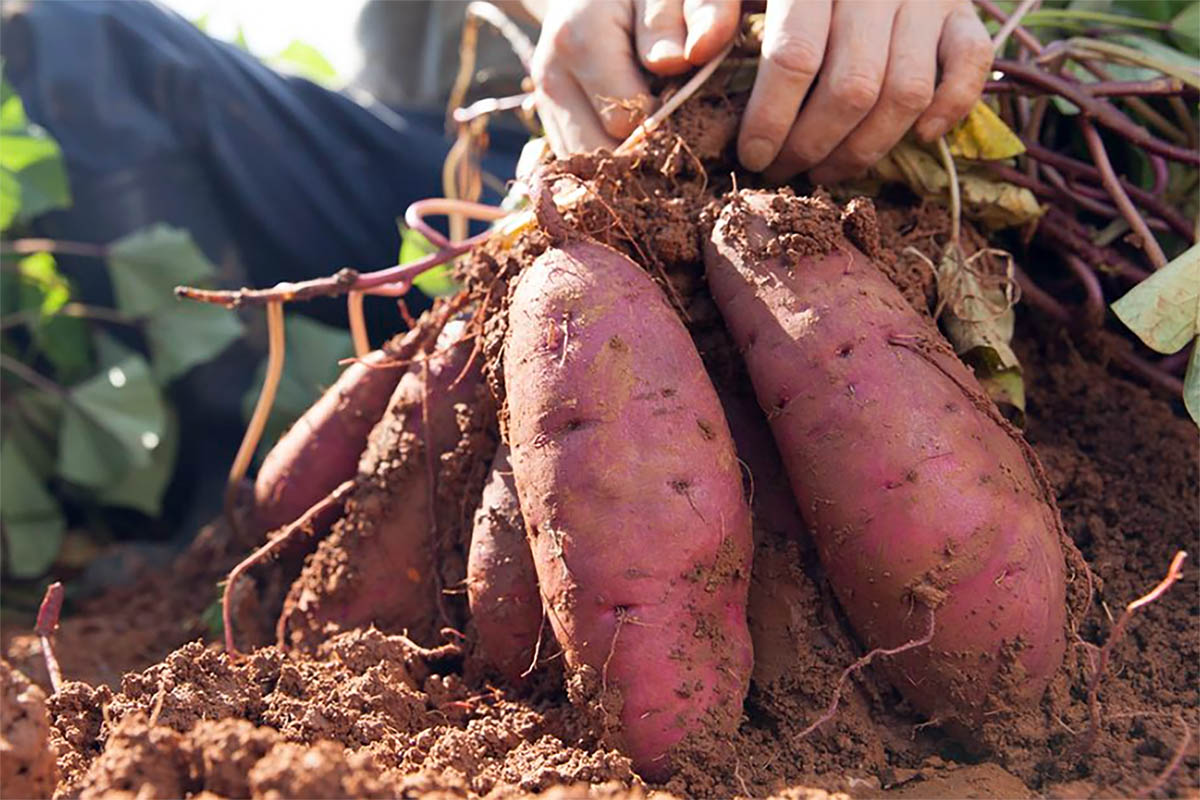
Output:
(7, 94), (1197, 799)
(1, 659), (58, 797)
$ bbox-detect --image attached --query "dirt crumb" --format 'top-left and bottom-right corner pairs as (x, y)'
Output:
(1, 658), (57, 798)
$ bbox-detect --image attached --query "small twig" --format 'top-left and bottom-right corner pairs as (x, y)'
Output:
(0, 354), (66, 396)
(991, 0), (1041, 55)
(348, 291), (369, 357)
(616, 42), (734, 155)
(797, 610), (936, 739)
(225, 301), (285, 515)
(1079, 551), (1188, 753)
(975, 0), (1045, 54)
(0, 239), (110, 258)
(1080, 119), (1168, 268)
(453, 93), (532, 125)
(225, 479), (355, 655)
(35, 582), (65, 693)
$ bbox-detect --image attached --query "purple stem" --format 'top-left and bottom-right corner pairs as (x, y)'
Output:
(1080, 118), (1168, 268)
(1064, 254), (1107, 328)
(1040, 206), (1151, 283)
(1023, 142), (1196, 242)
(1149, 155), (1169, 197)
(985, 78), (1193, 98)
(995, 59), (1200, 166)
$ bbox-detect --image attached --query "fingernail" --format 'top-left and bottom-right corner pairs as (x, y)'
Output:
(740, 137), (776, 172)
(919, 117), (946, 141)
(646, 38), (685, 66)
(684, 6), (718, 59)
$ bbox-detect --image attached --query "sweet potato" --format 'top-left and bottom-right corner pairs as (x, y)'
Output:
(466, 445), (542, 681)
(279, 317), (492, 649)
(504, 229), (753, 780)
(254, 331), (423, 534)
(704, 190), (1067, 727)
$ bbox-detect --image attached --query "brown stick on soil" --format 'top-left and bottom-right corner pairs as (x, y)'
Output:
(222, 479), (357, 655)
(1079, 550), (1189, 754)
(797, 610), (936, 739)
(35, 581), (65, 693)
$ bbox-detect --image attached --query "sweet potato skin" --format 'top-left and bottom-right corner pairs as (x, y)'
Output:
(279, 318), (488, 649)
(466, 445), (542, 681)
(504, 237), (753, 780)
(254, 344), (409, 534)
(704, 191), (1067, 725)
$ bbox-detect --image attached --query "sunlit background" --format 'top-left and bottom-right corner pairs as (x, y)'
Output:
(158, 0), (367, 81)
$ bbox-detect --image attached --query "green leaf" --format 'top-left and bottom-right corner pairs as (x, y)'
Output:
(99, 409), (179, 515)
(1184, 340), (1199, 424)
(1, 437), (65, 578)
(0, 80), (71, 229)
(270, 41), (338, 85)
(8, 391), (63, 478)
(1170, 2), (1200, 54)
(145, 300), (244, 382)
(1116, 0), (1192, 22)
(1111, 243), (1200, 353)
(106, 225), (215, 316)
(400, 225), (461, 298)
(57, 354), (167, 487)
(15, 252), (93, 381)
(242, 315), (352, 458)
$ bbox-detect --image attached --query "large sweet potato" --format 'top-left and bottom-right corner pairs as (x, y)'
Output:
(466, 445), (542, 681)
(504, 227), (753, 780)
(704, 190), (1067, 727)
(279, 317), (492, 649)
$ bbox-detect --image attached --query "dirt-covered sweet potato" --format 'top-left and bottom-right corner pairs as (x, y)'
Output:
(253, 331), (423, 535)
(279, 317), (494, 649)
(704, 190), (1067, 728)
(466, 445), (542, 681)
(504, 220), (753, 780)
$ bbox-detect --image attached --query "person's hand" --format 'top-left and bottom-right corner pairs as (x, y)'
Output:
(526, 0), (992, 183)
(527, 0), (741, 157)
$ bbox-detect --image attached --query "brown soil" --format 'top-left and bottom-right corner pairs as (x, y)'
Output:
(4, 96), (1197, 800)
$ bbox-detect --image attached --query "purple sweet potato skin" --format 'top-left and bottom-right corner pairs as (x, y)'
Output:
(254, 347), (406, 534)
(704, 191), (1067, 724)
(467, 445), (542, 681)
(504, 238), (753, 780)
(279, 320), (485, 649)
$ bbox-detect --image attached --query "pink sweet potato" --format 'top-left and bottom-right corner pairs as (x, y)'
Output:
(504, 233), (753, 780)
(704, 190), (1067, 726)
(254, 332), (420, 534)
(466, 445), (542, 681)
(279, 317), (490, 649)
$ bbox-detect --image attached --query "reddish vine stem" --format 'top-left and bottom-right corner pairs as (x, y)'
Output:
(975, 0), (1044, 54)
(1023, 142), (1194, 241)
(985, 77), (1192, 97)
(35, 581), (65, 693)
(1063, 254), (1106, 328)
(224, 479), (356, 655)
(1080, 119), (1168, 268)
(994, 59), (1200, 166)
(1040, 207), (1151, 282)
(1079, 551), (1188, 754)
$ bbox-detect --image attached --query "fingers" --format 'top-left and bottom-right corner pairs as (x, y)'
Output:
(531, 1), (653, 154)
(763, 0), (898, 182)
(634, 0), (689, 74)
(737, 0), (832, 171)
(808, 2), (938, 183)
(683, 0), (741, 64)
(916, 1), (993, 141)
